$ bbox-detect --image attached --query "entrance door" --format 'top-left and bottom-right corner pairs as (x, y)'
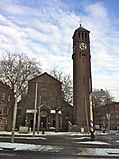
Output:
(41, 117), (47, 128)
(30, 119), (33, 130)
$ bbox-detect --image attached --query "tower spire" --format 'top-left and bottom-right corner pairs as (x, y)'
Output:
(79, 19), (82, 27)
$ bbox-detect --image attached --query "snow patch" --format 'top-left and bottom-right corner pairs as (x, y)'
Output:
(0, 142), (63, 152)
(77, 141), (109, 145)
(78, 148), (119, 157)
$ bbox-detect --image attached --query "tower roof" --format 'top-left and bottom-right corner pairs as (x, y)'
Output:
(72, 24), (90, 39)
(75, 24), (90, 33)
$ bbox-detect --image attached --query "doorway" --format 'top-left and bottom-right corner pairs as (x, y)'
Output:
(41, 117), (47, 128)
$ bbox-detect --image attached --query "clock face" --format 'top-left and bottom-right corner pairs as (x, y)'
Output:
(79, 43), (87, 50)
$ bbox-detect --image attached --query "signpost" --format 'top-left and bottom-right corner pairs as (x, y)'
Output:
(106, 113), (111, 147)
(90, 94), (95, 140)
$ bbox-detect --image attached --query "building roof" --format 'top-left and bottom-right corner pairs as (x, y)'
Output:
(29, 72), (62, 84)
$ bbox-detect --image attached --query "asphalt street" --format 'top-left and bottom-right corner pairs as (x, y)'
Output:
(0, 131), (119, 159)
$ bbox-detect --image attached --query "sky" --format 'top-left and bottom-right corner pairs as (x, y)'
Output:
(0, 0), (119, 101)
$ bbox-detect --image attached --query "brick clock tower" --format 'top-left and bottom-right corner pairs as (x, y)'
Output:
(72, 25), (92, 133)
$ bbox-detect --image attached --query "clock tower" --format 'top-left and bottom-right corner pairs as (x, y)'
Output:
(72, 24), (92, 133)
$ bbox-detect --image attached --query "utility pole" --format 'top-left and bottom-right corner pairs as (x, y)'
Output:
(11, 60), (21, 143)
(37, 96), (41, 134)
(33, 82), (38, 137)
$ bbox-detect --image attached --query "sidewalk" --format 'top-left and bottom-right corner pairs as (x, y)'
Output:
(0, 131), (85, 137)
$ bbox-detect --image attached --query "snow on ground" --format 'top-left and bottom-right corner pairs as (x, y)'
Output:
(72, 136), (109, 145)
(0, 131), (82, 136)
(0, 136), (47, 140)
(78, 148), (119, 157)
(0, 142), (119, 157)
(75, 140), (109, 145)
(0, 142), (63, 152)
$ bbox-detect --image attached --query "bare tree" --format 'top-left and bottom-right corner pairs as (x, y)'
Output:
(0, 52), (41, 130)
(62, 75), (73, 104)
(50, 67), (73, 104)
(92, 89), (114, 107)
(50, 67), (73, 132)
(0, 52), (41, 96)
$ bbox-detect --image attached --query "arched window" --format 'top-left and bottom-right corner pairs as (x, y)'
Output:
(81, 32), (87, 40)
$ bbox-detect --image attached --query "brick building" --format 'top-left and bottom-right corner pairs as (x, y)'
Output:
(17, 72), (73, 131)
(94, 102), (119, 130)
(0, 81), (14, 131)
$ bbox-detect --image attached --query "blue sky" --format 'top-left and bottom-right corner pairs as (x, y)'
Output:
(0, 0), (119, 101)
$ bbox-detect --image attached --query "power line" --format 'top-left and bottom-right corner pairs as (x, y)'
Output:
(50, 0), (119, 58)
(88, 27), (119, 58)
(50, 0), (79, 23)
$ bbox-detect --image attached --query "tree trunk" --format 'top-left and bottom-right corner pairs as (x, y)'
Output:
(6, 112), (12, 131)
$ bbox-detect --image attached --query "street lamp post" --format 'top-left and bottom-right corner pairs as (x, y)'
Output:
(37, 96), (42, 134)
(33, 82), (38, 137)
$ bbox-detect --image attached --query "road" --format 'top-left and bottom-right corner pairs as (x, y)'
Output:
(95, 131), (119, 148)
(0, 131), (119, 159)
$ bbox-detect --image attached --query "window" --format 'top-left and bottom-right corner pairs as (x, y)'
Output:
(82, 56), (85, 63)
(78, 32), (80, 38)
(40, 87), (52, 102)
(85, 33), (87, 39)
(82, 33), (84, 39)
(0, 105), (3, 115)
(81, 32), (87, 40)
